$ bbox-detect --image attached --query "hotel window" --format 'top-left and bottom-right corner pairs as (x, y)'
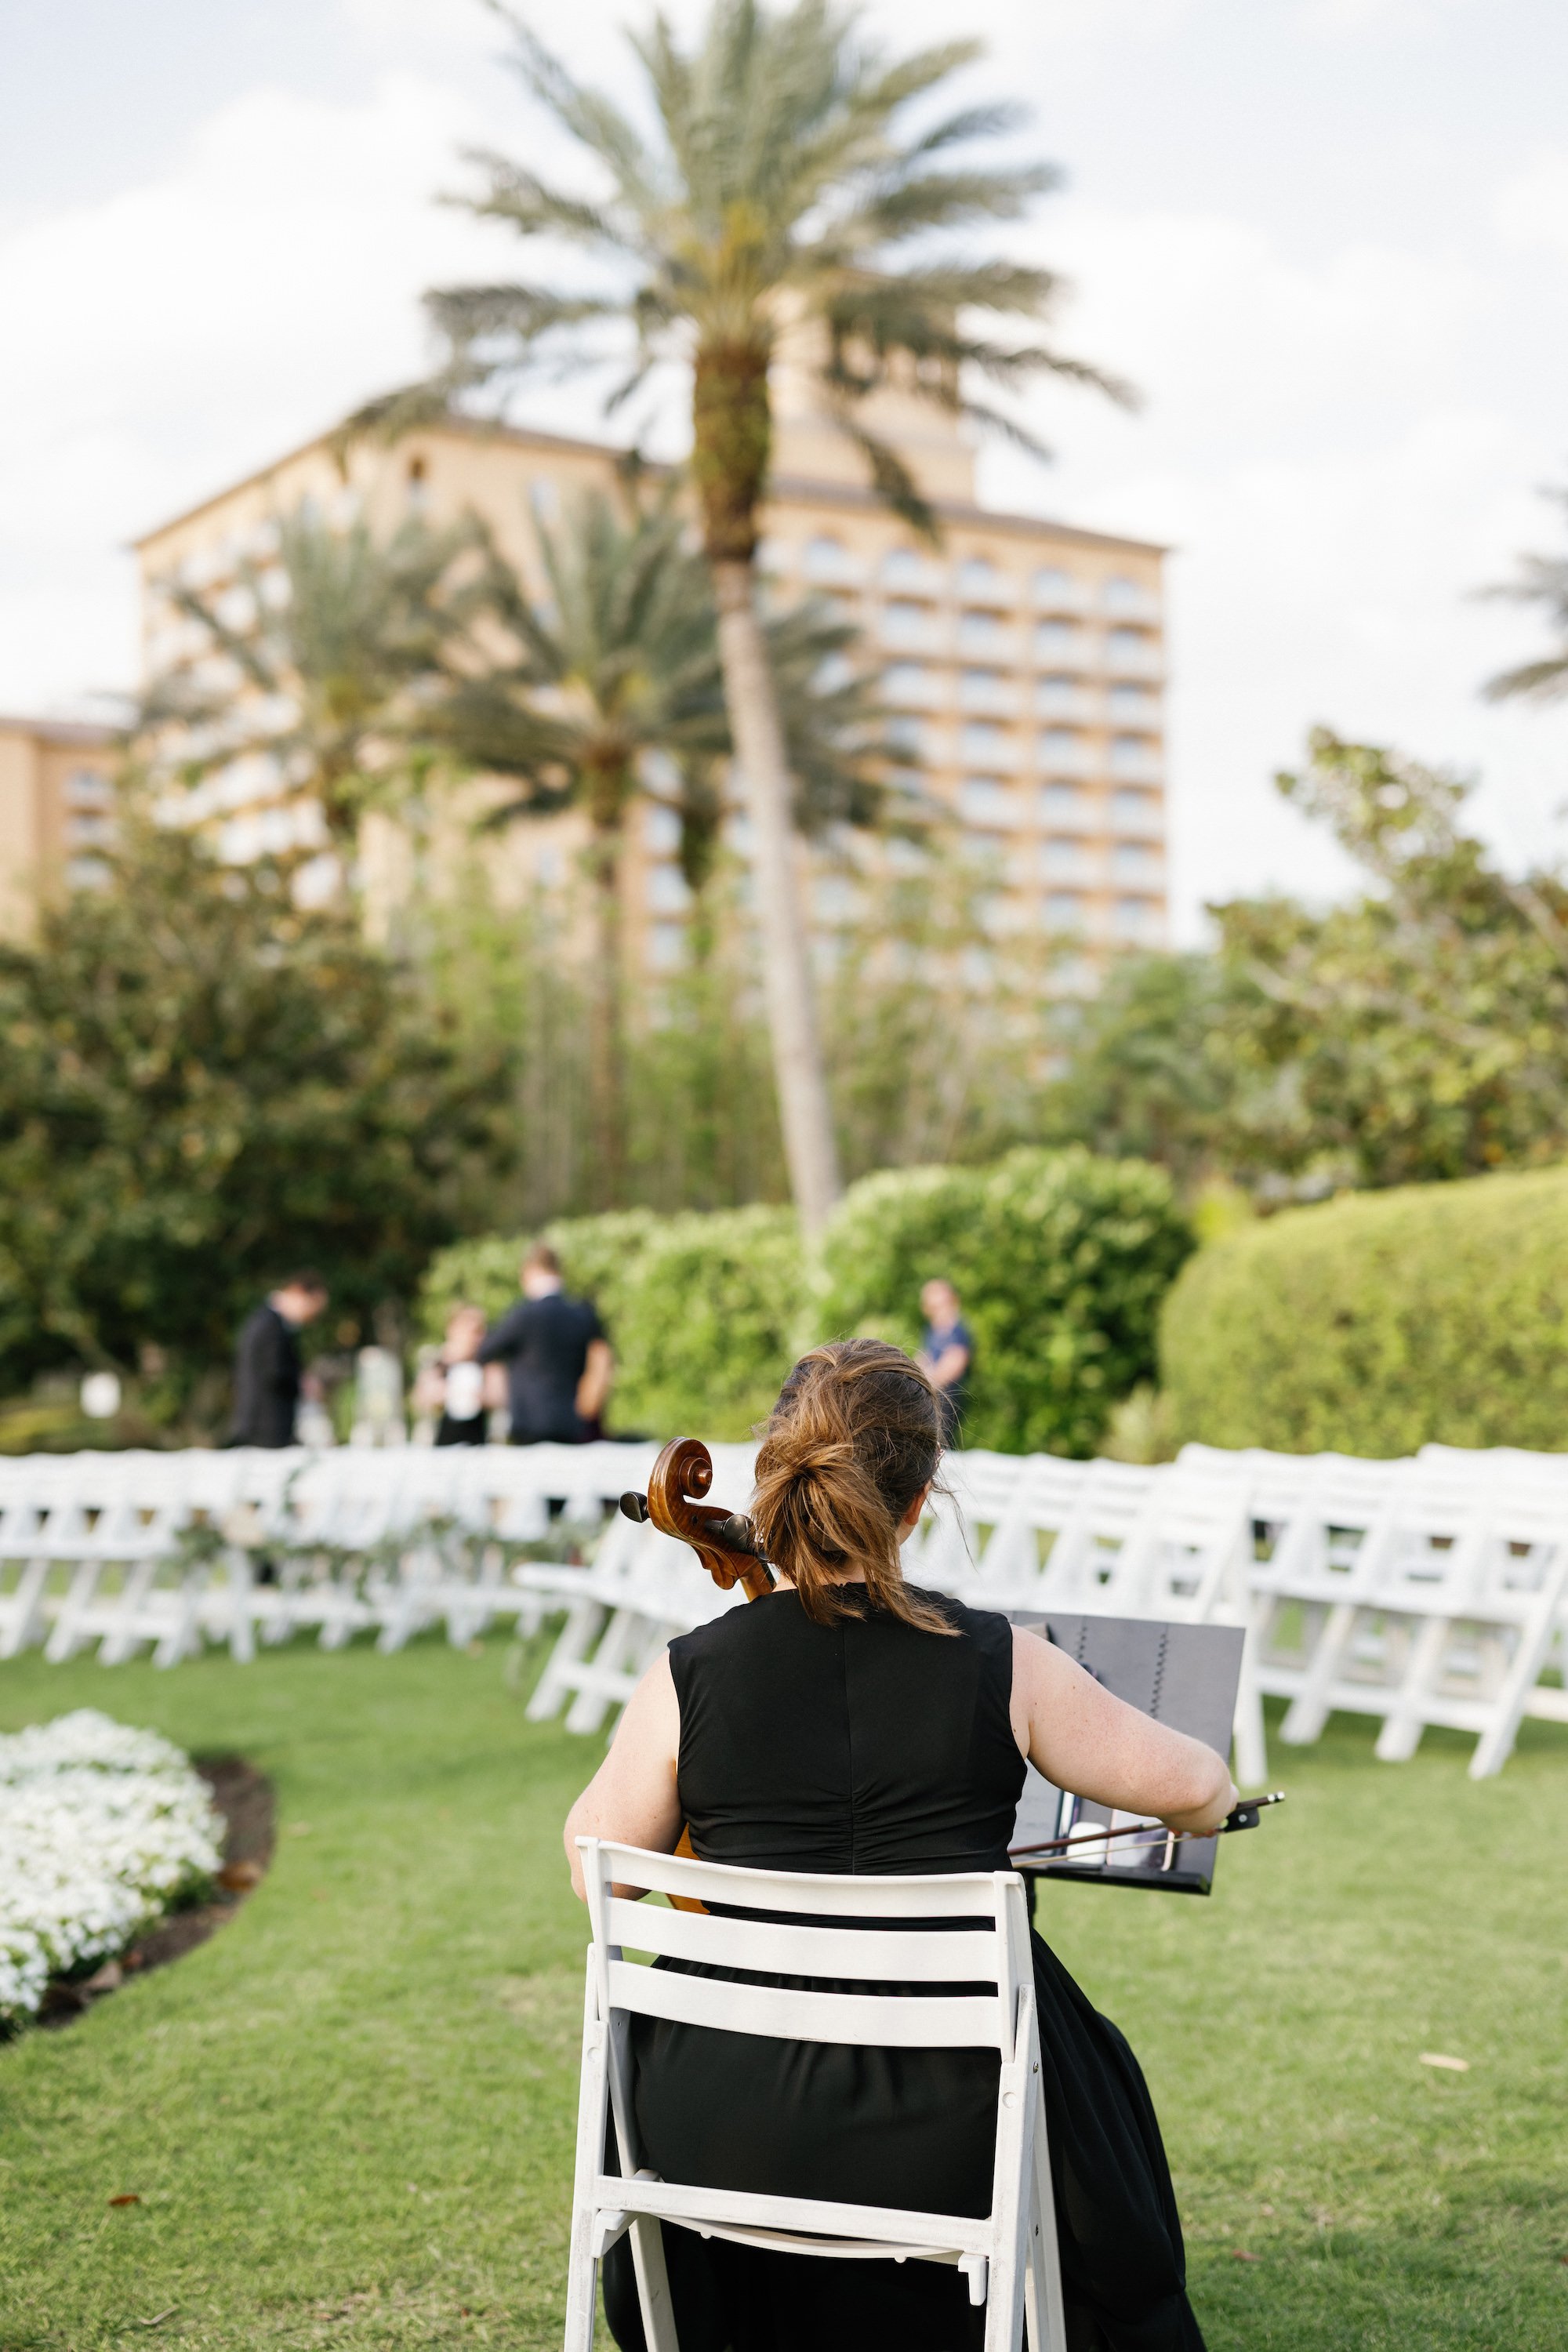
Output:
(1111, 841), (1163, 884)
(1109, 735), (1160, 780)
(1106, 626), (1157, 673)
(880, 599), (930, 646)
(886, 715), (931, 760)
(67, 813), (114, 848)
(1112, 897), (1160, 942)
(1044, 892), (1087, 932)
(1102, 575), (1156, 619)
(1041, 836), (1092, 883)
(960, 669), (1015, 714)
(956, 556), (1011, 604)
(644, 804), (681, 854)
(881, 546), (931, 590)
(958, 720), (1014, 767)
(978, 893), (1025, 937)
(814, 874), (858, 924)
(1111, 788), (1161, 835)
(1033, 566), (1084, 610)
(648, 863), (692, 914)
(1107, 682), (1158, 722)
(804, 535), (857, 583)
(959, 777), (1022, 827)
(64, 768), (112, 809)
(956, 609), (1006, 655)
(1038, 780), (1089, 827)
(1033, 619), (1084, 666)
(884, 662), (937, 706)
(1035, 675), (1087, 720)
(1036, 727), (1089, 775)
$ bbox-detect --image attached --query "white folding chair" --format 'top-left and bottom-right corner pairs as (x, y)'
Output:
(568, 1838), (1065, 2352)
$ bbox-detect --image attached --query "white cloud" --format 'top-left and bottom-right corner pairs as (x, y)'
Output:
(1494, 148), (1568, 253)
(0, 70), (512, 709)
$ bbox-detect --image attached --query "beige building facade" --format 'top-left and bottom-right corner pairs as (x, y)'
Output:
(132, 389), (1167, 981)
(0, 716), (118, 941)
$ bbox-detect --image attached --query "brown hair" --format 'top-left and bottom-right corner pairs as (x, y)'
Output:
(751, 1340), (955, 1635)
(521, 1242), (561, 1276)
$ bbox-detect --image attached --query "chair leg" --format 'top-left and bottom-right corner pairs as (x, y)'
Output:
(1025, 2076), (1067, 2352)
(628, 2213), (680, 2352)
(565, 1966), (609, 2352)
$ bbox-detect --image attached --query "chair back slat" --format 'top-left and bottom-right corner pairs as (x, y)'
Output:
(592, 1839), (1009, 1918)
(604, 1957), (1007, 2051)
(605, 1896), (1004, 1984)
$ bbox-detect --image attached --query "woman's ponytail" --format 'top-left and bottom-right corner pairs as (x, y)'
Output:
(751, 1340), (955, 1635)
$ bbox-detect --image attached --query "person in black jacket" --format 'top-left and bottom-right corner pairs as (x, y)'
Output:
(230, 1272), (329, 1446)
(477, 1244), (612, 1445)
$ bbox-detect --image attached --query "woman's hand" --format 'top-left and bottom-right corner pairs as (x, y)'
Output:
(1010, 1627), (1235, 1835)
(561, 1651), (683, 1900)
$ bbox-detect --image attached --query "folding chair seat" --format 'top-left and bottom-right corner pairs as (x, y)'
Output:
(568, 1837), (1065, 2352)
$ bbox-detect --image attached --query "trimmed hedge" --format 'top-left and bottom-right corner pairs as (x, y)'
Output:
(418, 1146), (1192, 1452)
(816, 1147), (1193, 1455)
(611, 1206), (805, 1441)
(1160, 1163), (1568, 1456)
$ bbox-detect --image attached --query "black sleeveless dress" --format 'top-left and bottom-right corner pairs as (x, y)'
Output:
(602, 1589), (1207, 2352)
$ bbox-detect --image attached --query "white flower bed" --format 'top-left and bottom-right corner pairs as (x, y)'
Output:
(0, 1709), (222, 2029)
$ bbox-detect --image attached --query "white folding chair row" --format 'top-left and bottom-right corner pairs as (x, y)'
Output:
(1261, 1467), (1568, 1775)
(518, 1446), (760, 1733)
(569, 1838), (1064, 2352)
(1178, 1443), (1568, 1777)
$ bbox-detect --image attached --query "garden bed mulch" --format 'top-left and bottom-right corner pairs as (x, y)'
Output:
(38, 1754), (274, 2026)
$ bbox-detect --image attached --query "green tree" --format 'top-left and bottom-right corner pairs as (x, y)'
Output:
(138, 505), (494, 861)
(0, 818), (509, 1421)
(427, 481), (882, 1202)
(1481, 484), (1568, 704)
(368, 0), (1120, 1232)
(1210, 726), (1568, 1188)
(1041, 950), (1240, 1187)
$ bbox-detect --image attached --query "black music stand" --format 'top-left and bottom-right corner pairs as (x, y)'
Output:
(1009, 1611), (1245, 1897)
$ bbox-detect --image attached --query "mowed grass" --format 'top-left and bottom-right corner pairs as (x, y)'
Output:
(1, 1635), (1565, 2352)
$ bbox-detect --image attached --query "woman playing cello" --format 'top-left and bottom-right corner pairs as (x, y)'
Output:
(564, 1340), (1235, 2351)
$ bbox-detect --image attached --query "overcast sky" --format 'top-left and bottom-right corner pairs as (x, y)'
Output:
(5, 0), (1568, 936)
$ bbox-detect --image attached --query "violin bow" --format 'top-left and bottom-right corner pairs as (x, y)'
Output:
(1009, 1790), (1284, 1867)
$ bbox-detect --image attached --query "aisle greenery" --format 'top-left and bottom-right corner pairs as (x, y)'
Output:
(2, 1637), (1564, 2350)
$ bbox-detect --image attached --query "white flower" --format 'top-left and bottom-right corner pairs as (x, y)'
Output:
(0, 1710), (223, 2029)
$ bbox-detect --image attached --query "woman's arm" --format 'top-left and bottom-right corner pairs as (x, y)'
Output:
(562, 1650), (683, 1900)
(1010, 1628), (1237, 1835)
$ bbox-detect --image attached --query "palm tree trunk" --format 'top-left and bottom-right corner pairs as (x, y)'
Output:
(710, 560), (843, 1235)
(586, 814), (626, 1210)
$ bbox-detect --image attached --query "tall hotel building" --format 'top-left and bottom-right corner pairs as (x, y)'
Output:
(132, 372), (1167, 981)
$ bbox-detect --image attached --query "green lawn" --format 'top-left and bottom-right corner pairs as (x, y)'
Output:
(2, 1634), (1565, 2351)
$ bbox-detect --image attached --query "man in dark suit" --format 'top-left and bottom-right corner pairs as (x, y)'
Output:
(477, 1243), (612, 1445)
(230, 1272), (329, 1446)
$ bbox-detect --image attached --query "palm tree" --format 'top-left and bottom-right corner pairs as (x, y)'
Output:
(138, 507), (494, 862)
(359, 0), (1123, 1232)
(426, 481), (884, 1204)
(1482, 487), (1568, 704)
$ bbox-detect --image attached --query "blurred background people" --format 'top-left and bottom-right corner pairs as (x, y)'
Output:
(412, 1303), (495, 1446)
(478, 1244), (612, 1445)
(229, 1271), (328, 1447)
(916, 1277), (973, 1443)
